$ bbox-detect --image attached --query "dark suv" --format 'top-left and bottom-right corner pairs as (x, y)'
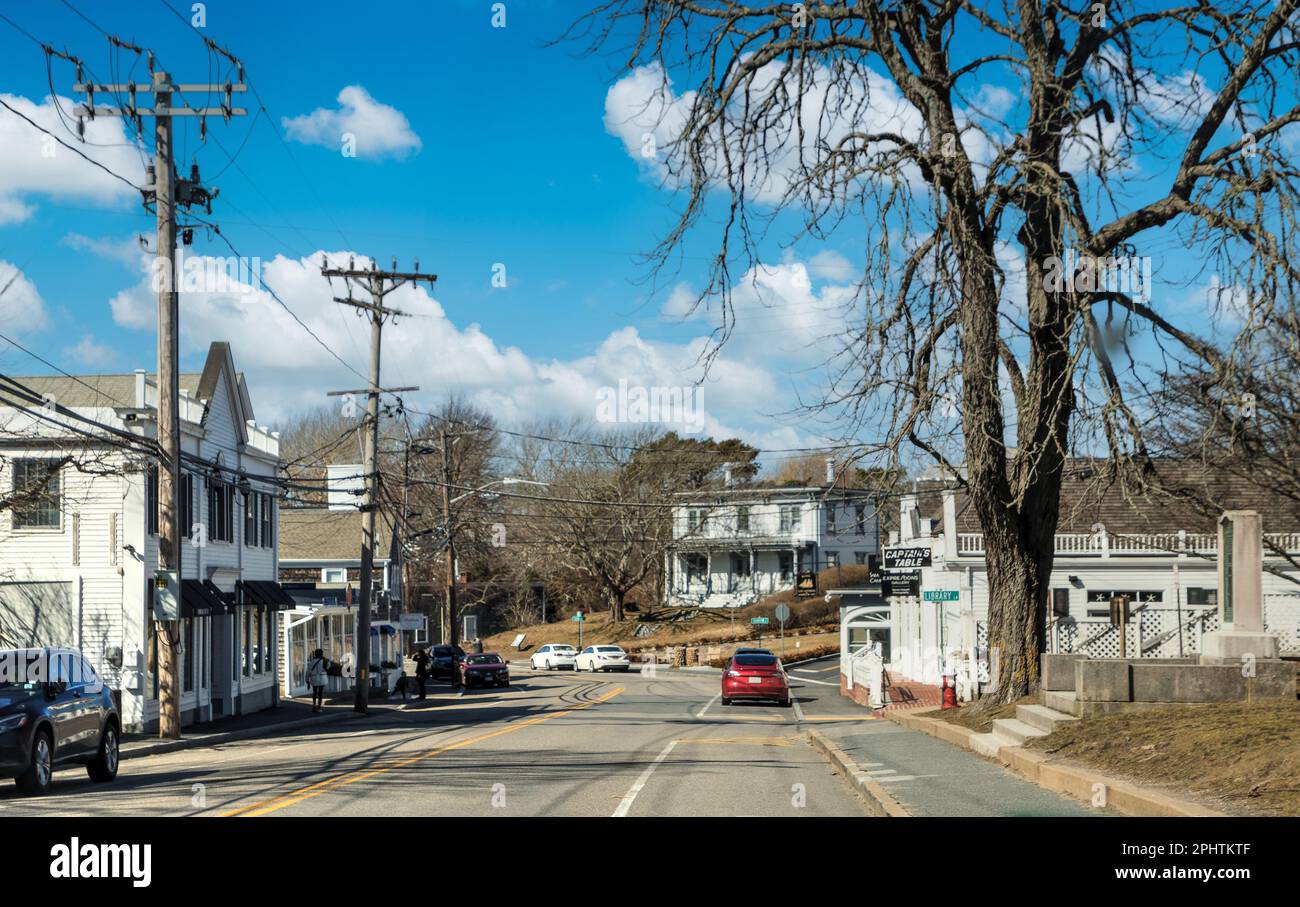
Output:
(0, 647), (120, 795)
(429, 644), (466, 681)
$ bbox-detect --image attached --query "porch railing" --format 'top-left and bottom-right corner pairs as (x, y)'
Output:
(956, 530), (1297, 557)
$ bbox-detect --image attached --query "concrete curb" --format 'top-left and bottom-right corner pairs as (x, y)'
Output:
(886, 709), (1228, 818)
(804, 728), (910, 817)
(120, 709), (356, 762)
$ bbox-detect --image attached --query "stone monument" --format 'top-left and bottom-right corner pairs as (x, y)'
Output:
(1201, 510), (1279, 660)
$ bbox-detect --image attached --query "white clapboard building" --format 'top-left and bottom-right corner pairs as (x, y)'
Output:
(860, 465), (1300, 694)
(0, 342), (292, 732)
(665, 466), (882, 608)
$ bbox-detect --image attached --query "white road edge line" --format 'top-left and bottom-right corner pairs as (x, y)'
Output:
(695, 693), (720, 720)
(612, 740), (678, 818)
(791, 695), (806, 722)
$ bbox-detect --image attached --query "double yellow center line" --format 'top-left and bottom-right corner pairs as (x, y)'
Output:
(222, 686), (625, 817)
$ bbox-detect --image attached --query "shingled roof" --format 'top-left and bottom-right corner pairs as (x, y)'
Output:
(910, 460), (1300, 535)
(7, 373), (203, 408)
(279, 508), (394, 562)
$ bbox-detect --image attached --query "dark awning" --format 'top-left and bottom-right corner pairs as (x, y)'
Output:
(203, 579), (235, 610)
(238, 580), (298, 610)
(181, 579), (228, 617)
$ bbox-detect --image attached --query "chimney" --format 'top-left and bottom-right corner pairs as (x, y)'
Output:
(825, 457), (836, 486)
(723, 462), (734, 487)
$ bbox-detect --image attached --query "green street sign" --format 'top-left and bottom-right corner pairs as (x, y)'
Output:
(572, 612), (585, 622)
(923, 590), (960, 602)
(751, 617), (770, 625)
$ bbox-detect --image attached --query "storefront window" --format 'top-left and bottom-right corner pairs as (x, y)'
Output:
(182, 618), (194, 692)
(253, 608), (263, 670)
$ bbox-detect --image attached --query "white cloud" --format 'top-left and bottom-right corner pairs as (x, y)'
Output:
(0, 260), (49, 333)
(0, 94), (145, 223)
(64, 335), (116, 367)
(605, 60), (924, 202)
(659, 282), (700, 320)
(807, 250), (857, 282)
(282, 86), (422, 160)
(662, 259), (858, 363)
(61, 232), (150, 270)
(104, 249), (794, 443)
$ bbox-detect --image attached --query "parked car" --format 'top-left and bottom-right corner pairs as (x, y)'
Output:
(459, 652), (510, 688)
(530, 644), (579, 671)
(721, 652), (791, 707)
(575, 645), (630, 673)
(0, 647), (120, 795)
(429, 644), (465, 681)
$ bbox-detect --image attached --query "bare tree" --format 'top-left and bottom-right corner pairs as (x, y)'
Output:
(1145, 298), (1300, 582)
(569, 1), (1300, 703)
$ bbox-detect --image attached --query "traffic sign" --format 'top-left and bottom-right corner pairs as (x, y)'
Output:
(923, 590), (960, 602)
(572, 612), (585, 622)
(751, 617), (770, 625)
(773, 603), (792, 623)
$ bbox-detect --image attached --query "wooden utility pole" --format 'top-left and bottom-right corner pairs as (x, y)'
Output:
(441, 427), (458, 653)
(323, 260), (433, 713)
(75, 68), (246, 739)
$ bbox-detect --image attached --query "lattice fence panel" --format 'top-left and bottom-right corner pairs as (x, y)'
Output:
(1265, 595), (1300, 656)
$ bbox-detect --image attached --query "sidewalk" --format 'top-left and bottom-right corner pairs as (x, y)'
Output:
(120, 694), (367, 761)
(812, 714), (1102, 817)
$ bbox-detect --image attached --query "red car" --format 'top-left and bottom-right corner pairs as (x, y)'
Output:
(721, 652), (791, 707)
(459, 652), (510, 688)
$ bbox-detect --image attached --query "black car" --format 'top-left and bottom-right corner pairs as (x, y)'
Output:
(429, 644), (465, 681)
(0, 647), (120, 795)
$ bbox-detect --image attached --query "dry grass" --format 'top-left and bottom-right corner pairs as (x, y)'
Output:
(933, 695), (1035, 733)
(1025, 698), (1300, 816)
(483, 566), (864, 656)
(483, 608), (838, 658)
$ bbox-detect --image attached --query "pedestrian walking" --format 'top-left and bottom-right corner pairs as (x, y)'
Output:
(411, 647), (431, 700)
(306, 648), (329, 713)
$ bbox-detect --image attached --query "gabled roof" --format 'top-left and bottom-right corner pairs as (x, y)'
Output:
(8, 342), (248, 422)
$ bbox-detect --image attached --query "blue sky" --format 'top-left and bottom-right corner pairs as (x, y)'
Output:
(1, 0), (870, 455)
(0, 1), (1280, 467)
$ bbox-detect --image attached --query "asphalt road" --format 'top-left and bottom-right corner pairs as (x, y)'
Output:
(0, 656), (877, 818)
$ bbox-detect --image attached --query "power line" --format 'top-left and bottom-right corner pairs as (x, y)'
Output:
(0, 96), (145, 193)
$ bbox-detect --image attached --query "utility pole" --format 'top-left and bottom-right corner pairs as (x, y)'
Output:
(441, 427), (459, 654)
(75, 67), (246, 739)
(323, 259), (433, 713)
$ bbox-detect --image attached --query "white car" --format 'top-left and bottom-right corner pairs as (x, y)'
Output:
(575, 645), (630, 673)
(530, 644), (579, 671)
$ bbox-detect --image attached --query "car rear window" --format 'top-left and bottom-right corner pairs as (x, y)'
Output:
(596, 647), (623, 653)
(466, 654), (502, 665)
(734, 654), (778, 667)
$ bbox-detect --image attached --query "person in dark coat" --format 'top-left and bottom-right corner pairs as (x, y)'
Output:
(411, 647), (432, 700)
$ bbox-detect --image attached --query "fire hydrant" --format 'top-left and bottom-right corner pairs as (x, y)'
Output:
(941, 672), (959, 710)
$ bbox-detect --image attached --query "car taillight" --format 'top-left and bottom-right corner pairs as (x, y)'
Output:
(726, 670), (741, 678)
